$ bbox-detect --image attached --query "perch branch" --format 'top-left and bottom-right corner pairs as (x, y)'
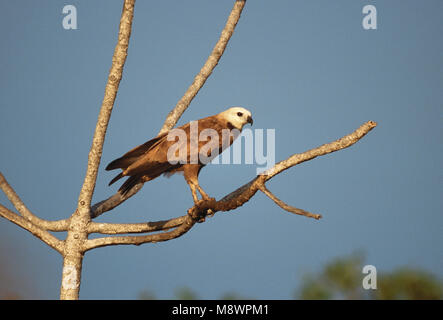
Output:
(211, 120), (378, 213)
(84, 121), (376, 249)
(262, 121), (378, 180)
(83, 198), (218, 251)
(83, 215), (196, 251)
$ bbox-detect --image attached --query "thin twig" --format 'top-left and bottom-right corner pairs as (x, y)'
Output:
(158, 0), (247, 135)
(258, 184), (322, 220)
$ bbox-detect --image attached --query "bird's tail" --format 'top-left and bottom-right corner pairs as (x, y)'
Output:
(119, 175), (142, 196)
(109, 172), (124, 186)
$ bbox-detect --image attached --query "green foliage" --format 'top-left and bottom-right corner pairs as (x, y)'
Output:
(137, 253), (443, 300)
(219, 291), (251, 300)
(138, 289), (157, 300)
(376, 268), (443, 300)
(323, 252), (364, 299)
(174, 286), (198, 300)
(298, 275), (332, 300)
(296, 252), (443, 300)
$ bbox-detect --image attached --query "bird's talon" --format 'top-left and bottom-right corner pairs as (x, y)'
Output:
(188, 198), (216, 221)
(206, 209), (215, 217)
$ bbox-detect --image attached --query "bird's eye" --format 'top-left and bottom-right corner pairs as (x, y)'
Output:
(237, 112), (243, 117)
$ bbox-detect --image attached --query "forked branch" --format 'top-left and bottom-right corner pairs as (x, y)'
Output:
(0, 203), (64, 253)
(158, 0), (247, 135)
(258, 184), (322, 220)
(0, 172), (69, 231)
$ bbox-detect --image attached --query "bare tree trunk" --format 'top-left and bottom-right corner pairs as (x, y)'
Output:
(60, 243), (83, 299)
(57, 0), (136, 300)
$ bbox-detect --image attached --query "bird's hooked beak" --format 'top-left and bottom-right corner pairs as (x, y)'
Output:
(247, 115), (253, 126)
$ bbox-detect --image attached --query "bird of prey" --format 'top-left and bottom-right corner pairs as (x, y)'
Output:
(106, 107), (253, 203)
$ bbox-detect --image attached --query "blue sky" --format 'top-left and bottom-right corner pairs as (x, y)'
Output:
(0, 0), (442, 299)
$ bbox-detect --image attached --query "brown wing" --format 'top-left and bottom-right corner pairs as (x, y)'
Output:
(194, 116), (238, 164)
(105, 132), (167, 171)
(122, 115), (231, 176)
(107, 114), (239, 191)
(122, 122), (192, 177)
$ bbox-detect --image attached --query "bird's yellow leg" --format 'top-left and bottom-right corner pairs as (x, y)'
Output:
(188, 183), (199, 204)
(197, 185), (210, 200)
(196, 185), (215, 217)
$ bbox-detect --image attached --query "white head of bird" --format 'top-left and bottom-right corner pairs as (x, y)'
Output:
(219, 107), (253, 130)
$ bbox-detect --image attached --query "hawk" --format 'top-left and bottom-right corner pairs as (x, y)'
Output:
(106, 107), (253, 203)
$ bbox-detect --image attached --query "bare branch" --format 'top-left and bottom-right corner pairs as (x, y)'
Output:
(77, 0), (136, 210)
(90, 181), (143, 219)
(263, 121), (378, 180)
(88, 215), (186, 234)
(84, 121), (376, 249)
(158, 0), (247, 135)
(83, 215), (196, 251)
(0, 172), (69, 231)
(0, 204), (65, 254)
(214, 121), (378, 213)
(258, 184), (322, 220)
